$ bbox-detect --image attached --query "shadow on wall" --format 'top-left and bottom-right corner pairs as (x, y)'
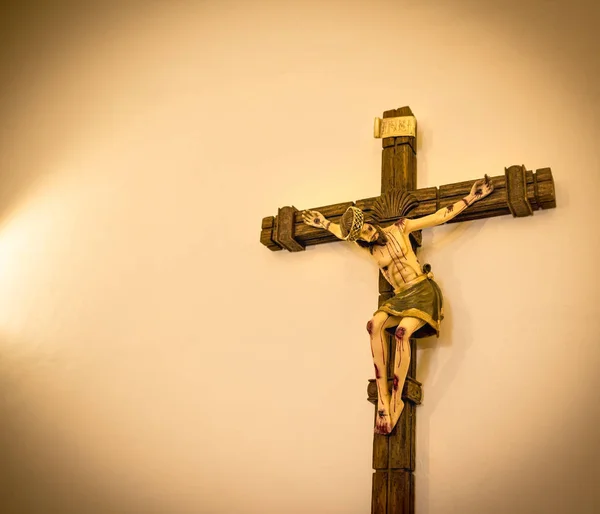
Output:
(0, 0), (145, 225)
(0, 350), (172, 514)
(0, 1), (75, 224)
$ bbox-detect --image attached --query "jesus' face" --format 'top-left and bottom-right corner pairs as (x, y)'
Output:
(360, 223), (379, 242)
(357, 223), (388, 247)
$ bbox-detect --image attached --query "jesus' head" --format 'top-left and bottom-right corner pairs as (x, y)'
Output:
(340, 207), (388, 248)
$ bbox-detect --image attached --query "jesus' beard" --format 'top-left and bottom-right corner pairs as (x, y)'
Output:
(356, 224), (388, 252)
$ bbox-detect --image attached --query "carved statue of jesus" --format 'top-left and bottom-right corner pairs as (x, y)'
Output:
(302, 175), (494, 435)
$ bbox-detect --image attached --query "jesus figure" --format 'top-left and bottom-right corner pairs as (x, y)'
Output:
(302, 175), (493, 435)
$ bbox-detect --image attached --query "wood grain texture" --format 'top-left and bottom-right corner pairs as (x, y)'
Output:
(378, 106), (417, 514)
(533, 168), (556, 208)
(408, 340), (417, 378)
(273, 206), (305, 252)
(372, 472), (388, 514)
(381, 107), (416, 194)
(259, 169), (556, 251)
(505, 165), (533, 217)
(388, 471), (413, 514)
(383, 144), (416, 193)
(260, 216), (282, 251)
(373, 425), (390, 470)
(390, 402), (416, 470)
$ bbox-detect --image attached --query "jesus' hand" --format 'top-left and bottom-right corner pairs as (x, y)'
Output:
(468, 175), (494, 203)
(302, 210), (329, 229)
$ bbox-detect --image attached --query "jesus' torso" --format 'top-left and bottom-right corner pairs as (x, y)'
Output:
(368, 221), (423, 293)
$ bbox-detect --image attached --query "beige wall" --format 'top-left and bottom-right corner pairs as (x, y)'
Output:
(1, 1), (599, 513)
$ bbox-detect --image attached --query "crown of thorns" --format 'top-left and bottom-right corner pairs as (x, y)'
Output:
(340, 206), (365, 241)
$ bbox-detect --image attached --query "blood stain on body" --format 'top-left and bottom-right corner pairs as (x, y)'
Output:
(367, 320), (374, 335)
(395, 326), (406, 341)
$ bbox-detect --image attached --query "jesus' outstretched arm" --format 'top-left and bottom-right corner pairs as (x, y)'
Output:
(403, 175), (494, 233)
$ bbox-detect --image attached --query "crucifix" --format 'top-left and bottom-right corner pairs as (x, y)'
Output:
(259, 106), (556, 514)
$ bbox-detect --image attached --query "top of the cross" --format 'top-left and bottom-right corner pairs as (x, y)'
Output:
(377, 106), (417, 149)
(383, 106), (414, 118)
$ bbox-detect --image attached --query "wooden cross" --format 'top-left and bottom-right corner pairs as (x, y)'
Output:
(259, 106), (556, 514)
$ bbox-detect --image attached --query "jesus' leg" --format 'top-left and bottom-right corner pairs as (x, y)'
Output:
(368, 311), (401, 435)
(389, 317), (425, 431)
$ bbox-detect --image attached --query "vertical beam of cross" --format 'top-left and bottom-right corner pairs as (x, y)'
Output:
(370, 106), (419, 514)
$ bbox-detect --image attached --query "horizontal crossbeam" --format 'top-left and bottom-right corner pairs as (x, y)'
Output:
(260, 167), (555, 252)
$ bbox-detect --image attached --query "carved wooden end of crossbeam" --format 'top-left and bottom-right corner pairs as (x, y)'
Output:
(259, 166), (556, 252)
(273, 206), (305, 252)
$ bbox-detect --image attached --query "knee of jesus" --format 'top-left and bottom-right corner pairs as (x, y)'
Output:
(366, 319), (377, 336)
(395, 325), (407, 341)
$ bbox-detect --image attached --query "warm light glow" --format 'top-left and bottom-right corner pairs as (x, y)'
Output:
(0, 1), (599, 513)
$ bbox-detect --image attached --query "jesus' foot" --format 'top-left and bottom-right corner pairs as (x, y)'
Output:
(375, 407), (393, 435)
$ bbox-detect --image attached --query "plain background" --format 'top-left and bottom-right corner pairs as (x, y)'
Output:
(1, 1), (599, 513)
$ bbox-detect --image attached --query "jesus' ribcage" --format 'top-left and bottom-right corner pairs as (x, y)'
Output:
(386, 232), (418, 285)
